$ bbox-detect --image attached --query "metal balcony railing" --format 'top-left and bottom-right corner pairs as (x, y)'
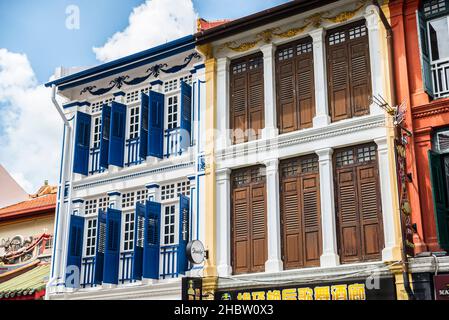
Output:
(118, 251), (135, 284)
(125, 137), (143, 167)
(432, 58), (449, 99)
(89, 147), (103, 175)
(160, 244), (179, 279)
(81, 256), (96, 288)
(165, 128), (191, 158)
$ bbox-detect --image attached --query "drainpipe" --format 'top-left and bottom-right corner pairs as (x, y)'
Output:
(46, 85), (72, 298)
(372, 0), (415, 300)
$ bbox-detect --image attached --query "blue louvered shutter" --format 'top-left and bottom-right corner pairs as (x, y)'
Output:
(143, 200), (161, 279)
(99, 105), (111, 168)
(416, 10), (434, 97)
(73, 111), (91, 175)
(108, 102), (127, 167)
(139, 93), (149, 159)
(132, 202), (146, 280)
(66, 214), (84, 288)
(177, 194), (190, 275)
(103, 208), (122, 284)
(180, 81), (192, 150)
(93, 209), (107, 284)
(148, 91), (165, 159)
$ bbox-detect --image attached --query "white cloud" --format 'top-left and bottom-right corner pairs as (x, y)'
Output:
(0, 49), (62, 194)
(93, 0), (197, 62)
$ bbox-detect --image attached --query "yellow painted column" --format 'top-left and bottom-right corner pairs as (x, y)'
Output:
(197, 44), (218, 282)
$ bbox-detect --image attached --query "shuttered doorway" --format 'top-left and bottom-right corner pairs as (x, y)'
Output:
(231, 166), (267, 274)
(334, 143), (384, 263)
(230, 53), (265, 144)
(326, 20), (372, 122)
(280, 155), (322, 269)
(276, 37), (315, 133)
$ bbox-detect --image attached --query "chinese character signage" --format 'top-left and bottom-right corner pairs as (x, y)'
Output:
(182, 277), (203, 300)
(215, 277), (396, 301)
(434, 274), (449, 300)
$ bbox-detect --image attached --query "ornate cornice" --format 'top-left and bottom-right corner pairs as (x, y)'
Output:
(412, 98), (449, 119)
(217, 1), (368, 54)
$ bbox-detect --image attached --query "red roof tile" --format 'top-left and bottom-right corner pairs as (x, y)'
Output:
(197, 18), (232, 32)
(0, 193), (56, 220)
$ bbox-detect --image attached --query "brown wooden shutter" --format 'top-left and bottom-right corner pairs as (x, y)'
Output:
(348, 24), (371, 117)
(327, 20), (372, 122)
(280, 156), (321, 269)
(334, 144), (383, 264)
(248, 56), (264, 141)
(230, 53), (264, 144)
(232, 186), (250, 274)
(231, 166), (267, 274)
(276, 38), (315, 134)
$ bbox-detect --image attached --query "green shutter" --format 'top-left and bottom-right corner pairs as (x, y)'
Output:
(416, 10), (434, 97)
(428, 150), (449, 250)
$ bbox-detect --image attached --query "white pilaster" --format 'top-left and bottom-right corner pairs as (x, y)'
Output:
(310, 28), (331, 127)
(216, 168), (232, 276)
(216, 58), (231, 150)
(264, 158), (283, 272)
(107, 191), (122, 210)
(316, 148), (340, 267)
(365, 5), (384, 115)
(260, 44), (279, 139)
(145, 183), (161, 202)
(375, 137), (400, 262)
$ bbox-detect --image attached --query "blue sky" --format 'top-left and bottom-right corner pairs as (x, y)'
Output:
(0, 0), (289, 84)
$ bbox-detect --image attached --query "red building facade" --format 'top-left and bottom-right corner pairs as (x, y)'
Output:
(389, 0), (449, 254)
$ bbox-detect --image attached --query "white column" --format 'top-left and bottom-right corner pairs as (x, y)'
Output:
(264, 158), (283, 272)
(316, 148), (340, 267)
(365, 5), (384, 115)
(216, 168), (232, 276)
(375, 137), (401, 261)
(310, 28), (331, 127)
(260, 44), (279, 139)
(216, 58), (231, 150)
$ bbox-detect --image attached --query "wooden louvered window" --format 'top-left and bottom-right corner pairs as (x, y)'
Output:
(334, 143), (384, 264)
(280, 155), (321, 269)
(231, 166), (267, 274)
(327, 20), (372, 122)
(276, 37), (315, 133)
(230, 53), (265, 144)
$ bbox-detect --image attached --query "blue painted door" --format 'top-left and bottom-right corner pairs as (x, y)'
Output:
(73, 111), (91, 175)
(132, 202), (146, 280)
(148, 91), (164, 159)
(108, 101), (127, 167)
(66, 215), (84, 288)
(94, 209), (107, 284)
(143, 200), (161, 279)
(103, 208), (122, 284)
(99, 105), (111, 168)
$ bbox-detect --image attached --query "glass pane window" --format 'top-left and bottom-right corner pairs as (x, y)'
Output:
(428, 16), (449, 61)
(85, 219), (97, 257)
(123, 211), (135, 251)
(92, 116), (102, 149)
(163, 205), (176, 245)
(167, 95), (178, 129)
(128, 106), (140, 139)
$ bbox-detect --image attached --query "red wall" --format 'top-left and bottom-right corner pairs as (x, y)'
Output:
(389, 0), (449, 253)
